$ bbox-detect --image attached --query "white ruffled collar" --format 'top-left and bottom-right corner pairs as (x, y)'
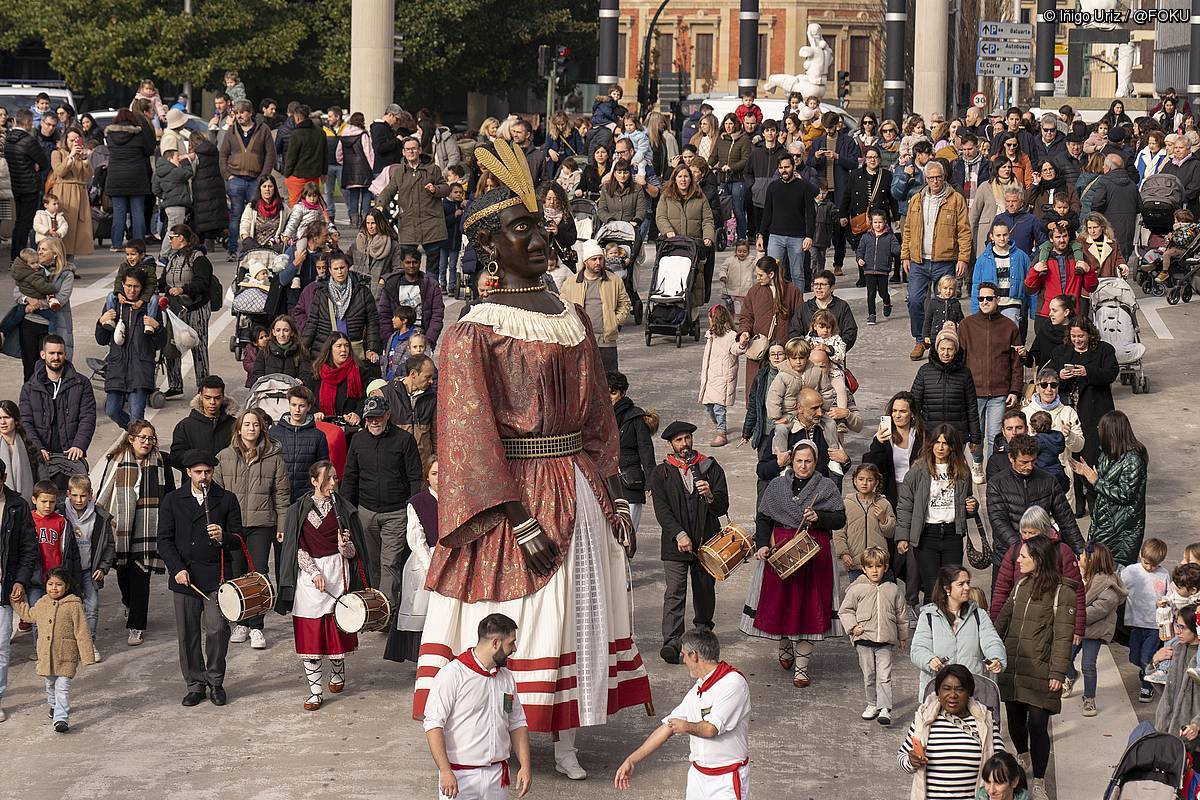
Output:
(460, 300), (586, 346)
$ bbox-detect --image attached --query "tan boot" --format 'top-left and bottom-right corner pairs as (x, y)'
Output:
(710, 432), (728, 447)
(909, 342), (926, 361)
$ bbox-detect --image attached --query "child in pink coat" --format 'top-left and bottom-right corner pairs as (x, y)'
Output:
(697, 305), (745, 447)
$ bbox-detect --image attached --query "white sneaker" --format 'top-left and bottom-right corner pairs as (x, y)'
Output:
(29, 648), (37, 660)
(1017, 752), (1032, 777)
(230, 625), (249, 644)
(127, 629), (144, 646)
(93, 646), (101, 663)
(249, 629), (266, 650)
(861, 704), (880, 720)
(970, 462), (985, 485)
(554, 744), (587, 780)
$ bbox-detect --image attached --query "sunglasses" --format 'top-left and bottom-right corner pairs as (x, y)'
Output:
(977, 295), (996, 302)
(1042, 128), (1056, 133)
(1005, 141), (1018, 146)
(1038, 382), (1059, 389)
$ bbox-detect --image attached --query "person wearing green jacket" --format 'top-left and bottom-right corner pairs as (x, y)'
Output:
(1070, 410), (1148, 566)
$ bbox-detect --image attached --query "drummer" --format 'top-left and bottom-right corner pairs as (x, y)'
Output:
(156, 449), (244, 708)
(648, 421), (730, 666)
(275, 459), (372, 711)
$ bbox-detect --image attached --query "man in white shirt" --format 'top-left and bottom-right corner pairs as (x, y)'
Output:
(423, 613), (532, 800)
(614, 630), (751, 799)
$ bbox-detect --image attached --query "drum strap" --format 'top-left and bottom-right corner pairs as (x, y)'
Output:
(692, 759), (749, 800)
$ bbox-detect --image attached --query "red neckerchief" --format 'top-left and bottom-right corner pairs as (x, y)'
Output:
(456, 650), (497, 678)
(667, 451), (707, 471)
(696, 661), (742, 697)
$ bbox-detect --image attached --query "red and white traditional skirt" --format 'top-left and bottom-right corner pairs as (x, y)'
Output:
(414, 465), (652, 732)
(292, 552), (358, 660)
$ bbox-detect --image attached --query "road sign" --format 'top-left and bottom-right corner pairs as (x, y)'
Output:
(977, 39), (1032, 59)
(976, 59), (1032, 78)
(979, 20), (1033, 39)
(1053, 43), (1068, 93)
(972, 92), (988, 108)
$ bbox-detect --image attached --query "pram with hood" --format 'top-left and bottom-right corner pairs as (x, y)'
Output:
(1103, 730), (1188, 799)
(645, 236), (702, 347)
(1135, 173), (1185, 291)
(571, 197), (598, 242)
(227, 247), (283, 360)
(596, 220), (643, 324)
(1091, 277), (1150, 393)
(244, 373), (303, 423)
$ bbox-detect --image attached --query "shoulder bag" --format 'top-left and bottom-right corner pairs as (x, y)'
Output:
(744, 312), (776, 361)
(849, 172), (882, 235)
(964, 510), (993, 570)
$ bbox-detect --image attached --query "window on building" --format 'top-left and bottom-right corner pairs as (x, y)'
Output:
(617, 32), (628, 78)
(849, 35), (869, 82)
(758, 33), (769, 79)
(822, 35), (837, 81)
(695, 33), (714, 79)
(657, 33), (674, 76)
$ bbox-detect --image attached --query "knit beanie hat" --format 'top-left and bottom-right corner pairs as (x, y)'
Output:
(935, 327), (959, 350)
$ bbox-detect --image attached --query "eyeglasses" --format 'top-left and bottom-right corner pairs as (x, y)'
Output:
(926, 175), (945, 181)
(977, 295), (996, 302)
(1038, 382), (1059, 389)
(132, 434), (157, 443)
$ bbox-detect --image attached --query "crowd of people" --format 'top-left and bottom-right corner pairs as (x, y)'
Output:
(0, 78), (1189, 800)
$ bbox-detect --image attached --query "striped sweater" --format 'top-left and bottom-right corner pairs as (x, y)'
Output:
(898, 697), (1005, 800)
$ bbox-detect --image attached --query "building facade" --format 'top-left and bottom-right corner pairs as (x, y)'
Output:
(610, 0), (885, 108)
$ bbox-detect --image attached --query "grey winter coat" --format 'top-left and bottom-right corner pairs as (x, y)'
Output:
(597, 185), (647, 225)
(151, 159), (193, 208)
(213, 439), (291, 529)
(1083, 572), (1128, 642)
(895, 463), (973, 544)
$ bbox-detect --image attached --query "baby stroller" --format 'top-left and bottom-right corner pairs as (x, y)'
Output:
(595, 220), (643, 325)
(714, 189), (736, 252)
(645, 236), (702, 348)
(1091, 277), (1150, 394)
(244, 373), (302, 423)
(571, 197), (598, 242)
(1103, 730), (1188, 799)
(227, 247), (282, 360)
(1135, 174), (1185, 291)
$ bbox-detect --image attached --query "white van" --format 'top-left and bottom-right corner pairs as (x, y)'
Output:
(0, 83), (77, 116)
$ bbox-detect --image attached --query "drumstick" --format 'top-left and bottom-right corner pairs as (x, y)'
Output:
(188, 583), (214, 603)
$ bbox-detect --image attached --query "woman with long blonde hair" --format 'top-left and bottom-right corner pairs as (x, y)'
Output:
(15, 236), (74, 376)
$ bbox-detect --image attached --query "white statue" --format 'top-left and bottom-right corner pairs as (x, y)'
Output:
(1114, 40), (1135, 98)
(1079, 0), (1121, 30)
(764, 23), (833, 100)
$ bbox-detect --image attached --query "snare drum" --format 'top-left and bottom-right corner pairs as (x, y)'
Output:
(698, 524), (754, 581)
(334, 589), (392, 634)
(217, 572), (275, 623)
(767, 528), (821, 581)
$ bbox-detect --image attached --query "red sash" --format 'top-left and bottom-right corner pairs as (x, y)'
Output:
(691, 759), (749, 800)
(449, 761), (510, 787)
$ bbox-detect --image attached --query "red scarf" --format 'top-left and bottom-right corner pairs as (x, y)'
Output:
(667, 451), (707, 471)
(455, 649), (496, 677)
(696, 661), (742, 697)
(318, 358), (362, 416)
(256, 196), (281, 218)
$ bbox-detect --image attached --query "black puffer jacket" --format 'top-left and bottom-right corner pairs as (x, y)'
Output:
(986, 465), (1085, 558)
(4, 127), (50, 196)
(249, 340), (311, 383)
(370, 120), (402, 172)
(269, 415), (330, 502)
(168, 395), (237, 471)
(0, 488), (37, 605)
(301, 273), (381, 354)
(18, 361), (97, 454)
(191, 137), (230, 236)
(103, 122), (155, 197)
(339, 130), (374, 188)
(910, 347), (981, 445)
(613, 396), (657, 504)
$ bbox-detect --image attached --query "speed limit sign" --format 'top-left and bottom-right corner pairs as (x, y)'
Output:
(971, 92), (988, 108)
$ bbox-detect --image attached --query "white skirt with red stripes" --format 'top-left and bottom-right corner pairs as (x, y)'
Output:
(414, 465), (652, 732)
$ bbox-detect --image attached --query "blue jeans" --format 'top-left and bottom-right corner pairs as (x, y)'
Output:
(724, 181), (747, 240)
(1067, 638), (1103, 698)
(906, 259), (955, 341)
(45, 675), (70, 723)
(110, 195), (146, 249)
(439, 248), (459, 293)
(423, 241), (446, 278)
(226, 176), (259, 254)
(1128, 626), (1160, 691)
(767, 235), (809, 292)
(344, 188), (372, 220)
(706, 403), (727, 432)
(79, 571), (99, 640)
(324, 165), (342, 214)
(0, 604), (11, 701)
(105, 389), (150, 431)
(975, 396), (1007, 464)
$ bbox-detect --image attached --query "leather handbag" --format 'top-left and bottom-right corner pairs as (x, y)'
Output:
(849, 172), (883, 235)
(744, 314), (777, 361)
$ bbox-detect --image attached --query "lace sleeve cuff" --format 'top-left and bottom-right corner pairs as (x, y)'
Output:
(339, 540), (356, 560)
(297, 549), (319, 577)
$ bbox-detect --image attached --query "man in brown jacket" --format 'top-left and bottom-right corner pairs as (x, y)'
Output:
(958, 281), (1023, 484)
(218, 100), (275, 259)
(899, 161), (972, 359)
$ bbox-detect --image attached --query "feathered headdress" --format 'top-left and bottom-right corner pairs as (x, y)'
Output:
(464, 138), (540, 232)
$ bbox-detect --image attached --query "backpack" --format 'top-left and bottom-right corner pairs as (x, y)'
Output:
(208, 267), (223, 312)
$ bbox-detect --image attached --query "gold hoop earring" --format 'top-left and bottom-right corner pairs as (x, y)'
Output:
(487, 260), (500, 277)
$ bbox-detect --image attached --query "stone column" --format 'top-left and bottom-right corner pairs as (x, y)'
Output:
(912, 0), (949, 117)
(350, 0), (396, 118)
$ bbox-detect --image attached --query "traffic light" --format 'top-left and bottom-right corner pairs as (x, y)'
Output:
(837, 70), (851, 101)
(555, 45), (571, 93)
(538, 44), (552, 79)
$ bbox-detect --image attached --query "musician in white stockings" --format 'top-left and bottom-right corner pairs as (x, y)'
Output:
(616, 630), (752, 800)
(275, 460), (371, 710)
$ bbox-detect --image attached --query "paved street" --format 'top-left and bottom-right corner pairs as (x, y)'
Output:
(0, 234), (1197, 800)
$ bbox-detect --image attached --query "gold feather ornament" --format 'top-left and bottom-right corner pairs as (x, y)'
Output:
(464, 139), (541, 231)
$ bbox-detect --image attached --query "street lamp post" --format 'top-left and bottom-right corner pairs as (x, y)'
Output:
(639, 0), (671, 111)
(737, 0), (760, 98)
(884, 0), (906, 123)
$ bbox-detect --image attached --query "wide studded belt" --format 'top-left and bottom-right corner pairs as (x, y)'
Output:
(500, 432), (583, 459)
